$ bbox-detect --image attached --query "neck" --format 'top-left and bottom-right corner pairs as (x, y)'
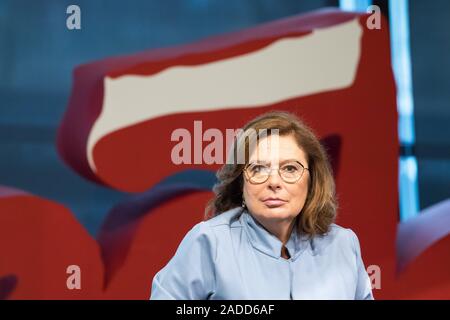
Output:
(252, 214), (296, 245)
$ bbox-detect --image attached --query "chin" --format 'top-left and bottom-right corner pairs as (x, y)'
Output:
(259, 207), (293, 220)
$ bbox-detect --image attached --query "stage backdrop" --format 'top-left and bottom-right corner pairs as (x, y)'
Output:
(0, 8), (449, 299)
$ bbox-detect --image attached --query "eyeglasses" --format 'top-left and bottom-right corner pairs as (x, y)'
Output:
(243, 161), (309, 184)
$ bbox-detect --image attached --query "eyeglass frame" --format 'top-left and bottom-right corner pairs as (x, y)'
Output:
(243, 160), (309, 184)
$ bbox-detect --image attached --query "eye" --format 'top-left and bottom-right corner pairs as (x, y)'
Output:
(249, 164), (265, 173)
(281, 164), (300, 173)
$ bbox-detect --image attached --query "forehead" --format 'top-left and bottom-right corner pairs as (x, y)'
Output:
(248, 134), (307, 164)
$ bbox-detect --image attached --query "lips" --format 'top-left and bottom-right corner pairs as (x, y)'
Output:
(262, 198), (287, 207)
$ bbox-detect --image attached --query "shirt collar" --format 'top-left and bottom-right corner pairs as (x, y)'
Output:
(240, 209), (309, 260)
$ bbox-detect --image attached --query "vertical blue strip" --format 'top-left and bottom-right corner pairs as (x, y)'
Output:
(389, 0), (420, 220)
(399, 157), (420, 220)
(339, 0), (372, 12)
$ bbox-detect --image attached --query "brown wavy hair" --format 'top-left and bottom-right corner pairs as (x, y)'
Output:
(205, 111), (337, 236)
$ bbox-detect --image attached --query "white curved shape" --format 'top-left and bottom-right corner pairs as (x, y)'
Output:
(87, 18), (362, 172)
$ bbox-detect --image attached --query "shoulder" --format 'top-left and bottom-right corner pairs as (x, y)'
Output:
(311, 223), (361, 255)
(203, 207), (243, 229)
(181, 207), (243, 249)
(328, 223), (359, 240)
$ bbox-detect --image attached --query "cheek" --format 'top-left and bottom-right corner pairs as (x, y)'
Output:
(243, 183), (263, 203)
(287, 180), (309, 204)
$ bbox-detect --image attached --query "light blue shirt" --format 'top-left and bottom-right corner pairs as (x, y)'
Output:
(150, 207), (374, 300)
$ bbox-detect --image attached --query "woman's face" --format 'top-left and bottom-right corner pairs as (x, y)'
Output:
(242, 134), (309, 223)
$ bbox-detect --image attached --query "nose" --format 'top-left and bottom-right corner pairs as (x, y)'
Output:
(267, 169), (282, 191)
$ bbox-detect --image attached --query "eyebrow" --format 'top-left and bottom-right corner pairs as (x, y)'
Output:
(249, 159), (303, 165)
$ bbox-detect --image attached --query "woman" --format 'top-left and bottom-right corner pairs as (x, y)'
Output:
(150, 111), (373, 300)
